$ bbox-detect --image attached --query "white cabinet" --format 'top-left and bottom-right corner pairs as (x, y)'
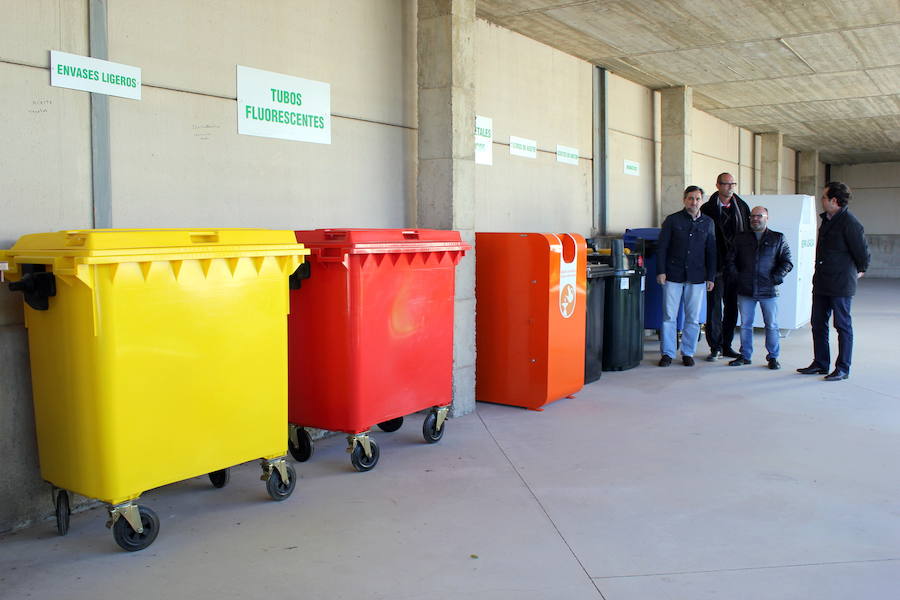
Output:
(741, 194), (818, 330)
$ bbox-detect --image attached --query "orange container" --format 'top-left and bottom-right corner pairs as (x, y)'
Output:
(475, 232), (587, 410)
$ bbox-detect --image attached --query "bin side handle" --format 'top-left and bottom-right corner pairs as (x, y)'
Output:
(315, 247), (347, 262)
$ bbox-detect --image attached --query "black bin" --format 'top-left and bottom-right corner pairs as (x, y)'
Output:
(585, 263), (614, 383)
(593, 239), (645, 371)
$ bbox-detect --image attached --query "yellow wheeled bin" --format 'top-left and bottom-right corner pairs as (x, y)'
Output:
(0, 229), (309, 552)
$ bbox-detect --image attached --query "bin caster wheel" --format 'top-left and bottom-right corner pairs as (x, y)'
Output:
(54, 489), (70, 536)
(350, 439), (379, 472)
(112, 506), (160, 552)
(266, 463), (296, 501)
(423, 411), (445, 444)
(377, 417), (404, 432)
(288, 428), (314, 462)
(208, 468), (230, 489)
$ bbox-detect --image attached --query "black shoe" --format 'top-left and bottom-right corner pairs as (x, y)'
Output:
(682, 356), (695, 367)
(797, 364), (828, 375)
(824, 370), (849, 381)
(658, 355), (672, 367)
(728, 357), (751, 366)
(722, 348), (741, 359)
(768, 359), (781, 370)
(706, 349), (723, 362)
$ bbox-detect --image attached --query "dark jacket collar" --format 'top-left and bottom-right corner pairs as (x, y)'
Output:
(820, 206), (848, 221)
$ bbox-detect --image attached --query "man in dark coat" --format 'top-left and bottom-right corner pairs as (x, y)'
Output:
(700, 172), (751, 361)
(797, 182), (870, 381)
(724, 206), (793, 370)
(656, 185), (717, 367)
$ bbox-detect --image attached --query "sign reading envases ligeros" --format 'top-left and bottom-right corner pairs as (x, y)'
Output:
(237, 65), (331, 144)
(50, 50), (141, 100)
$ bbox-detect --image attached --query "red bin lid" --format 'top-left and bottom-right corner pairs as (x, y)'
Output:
(293, 228), (470, 254)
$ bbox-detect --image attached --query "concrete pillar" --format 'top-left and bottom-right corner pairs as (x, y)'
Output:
(798, 150), (820, 197)
(417, 0), (476, 416)
(660, 86), (692, 221)
(760, 132), (783, 195)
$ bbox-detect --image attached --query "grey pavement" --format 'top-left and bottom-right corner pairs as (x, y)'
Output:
(1, 279), (898, 599)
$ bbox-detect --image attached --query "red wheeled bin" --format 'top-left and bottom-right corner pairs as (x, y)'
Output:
(287, 229), (470, 471)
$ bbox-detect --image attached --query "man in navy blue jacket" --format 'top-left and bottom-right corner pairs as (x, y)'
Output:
(656, 186), (717, 367)
(797, 182), (870, 381)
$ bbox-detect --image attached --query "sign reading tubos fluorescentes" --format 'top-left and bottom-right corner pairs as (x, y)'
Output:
(237, 65), (331, 144)
(50, 50), (141, 100)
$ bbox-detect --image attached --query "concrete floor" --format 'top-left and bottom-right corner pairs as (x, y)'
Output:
(1, 279), (898, 599)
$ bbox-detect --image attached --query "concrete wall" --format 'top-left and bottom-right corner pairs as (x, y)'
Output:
(0, 0), (94, 534)
(474, 19), (592, 235)
(690, 109), (757, 201)
(607, 73), (656, 232)
(0, 0), (418, 534)
(782, 147), (797, 194)
(108, 0), (417, 229)
(831, 162), (900, 277)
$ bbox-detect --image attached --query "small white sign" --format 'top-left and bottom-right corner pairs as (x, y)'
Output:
(510, 136), (537, 159)
(237, 65), (331, 144)
(620, 277), (630, 290)
(624, 160), (640, 176)
(475, 115), (493, 166)
(50, 50), (141, 100)
(556, 145), (579, 165)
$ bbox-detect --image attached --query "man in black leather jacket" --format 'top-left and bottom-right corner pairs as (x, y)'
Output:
(700, 173), (751, 361)
(797, 182), (870, 381)
(724, 206), (793, 370)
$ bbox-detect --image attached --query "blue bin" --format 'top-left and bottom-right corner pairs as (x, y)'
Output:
(624, 228), (706, 332)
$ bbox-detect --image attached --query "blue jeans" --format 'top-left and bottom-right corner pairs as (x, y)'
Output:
(661, 281), (705, 358)
(811, 294), (853, 373)
(737, 295), (779, 361)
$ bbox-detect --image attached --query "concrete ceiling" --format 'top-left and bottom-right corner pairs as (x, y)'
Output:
(477, 0), (900, 165)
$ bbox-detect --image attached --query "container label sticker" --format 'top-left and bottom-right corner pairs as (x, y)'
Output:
(554, 234), (578, 319)
(620, 277), (630, 290)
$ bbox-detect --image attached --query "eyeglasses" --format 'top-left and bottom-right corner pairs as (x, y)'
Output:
(750, 215), (766, 219)
(719, 182), (737, 187)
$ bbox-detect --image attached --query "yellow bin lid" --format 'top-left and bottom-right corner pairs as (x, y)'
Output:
(1, 228), (309, 275)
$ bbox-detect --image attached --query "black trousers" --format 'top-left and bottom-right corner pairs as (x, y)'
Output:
(705, 272), (738, 352)
(811, 294), (853, 373)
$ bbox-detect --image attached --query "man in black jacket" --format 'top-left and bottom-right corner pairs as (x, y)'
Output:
(724, 206), (793, 370)
(700, 172), (751, 361)
(797, 182), (870, 381)
(656, 185), (717, 367)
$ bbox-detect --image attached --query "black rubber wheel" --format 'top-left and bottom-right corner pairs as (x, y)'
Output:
(55, 489), (70, 536)
(349, 439), (380, 472)
(288, 428), (314, 462)
(208, 468), (230, 489)
(112, 506), (160, 552)
(377, 416), (404, 432)
(265, 463), (297, 501)
(422, 411), (445, 444)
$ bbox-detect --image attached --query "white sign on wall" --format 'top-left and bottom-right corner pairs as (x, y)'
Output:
(624, 160), (640, 176)
(50, 50), (141, 100)
(510, 136), (537, 159)
(237, 65), (331, 144)
(475, 115), (493, 166)
(557, 145), (579, 165)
